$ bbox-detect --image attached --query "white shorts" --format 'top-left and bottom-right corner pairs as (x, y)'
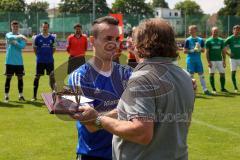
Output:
(209, 61), (225, 73)
(230, 59), (240, 71)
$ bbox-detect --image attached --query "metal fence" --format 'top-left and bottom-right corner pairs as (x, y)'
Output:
(0, 12), (240, 40)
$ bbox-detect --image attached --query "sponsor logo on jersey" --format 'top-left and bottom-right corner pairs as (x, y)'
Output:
(212, 46), (221, 49)
(233, 44), (240, 48)
(104, 99), (119, 107)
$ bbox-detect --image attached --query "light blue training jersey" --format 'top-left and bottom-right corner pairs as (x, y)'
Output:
(184, 36), (204, 62)
(5, 32), (26, 65)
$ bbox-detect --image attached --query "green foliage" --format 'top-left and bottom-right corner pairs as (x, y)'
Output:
(27, 2), (49, 33)
(0, 0), (26, 21)
(218, 0), (240, 16)
(112, 0), (154, 17)
(217, 0), (240, 36)
(174, 0), (203, 16)
(58, 0), (111, 14)
(152, 0), (169, 8)
(0, 0), (25, 12)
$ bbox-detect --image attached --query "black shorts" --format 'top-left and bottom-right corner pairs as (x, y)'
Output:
(36, 63), (54, 76)
(68, 56), (85, 74)
(5, 64), (25, 76)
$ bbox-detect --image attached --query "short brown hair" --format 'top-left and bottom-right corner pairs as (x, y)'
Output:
(42, 21), (49, 27)
(91, 16), (119, 38)
(74, 23), (82, 29)
(133, 18), (178, 58)
(11, 20), (18, 25)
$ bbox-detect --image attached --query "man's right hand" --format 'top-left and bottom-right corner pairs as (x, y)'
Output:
(208, 61), (212, 68)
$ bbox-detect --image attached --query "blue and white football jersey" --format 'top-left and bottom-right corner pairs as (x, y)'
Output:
(68, 62), (132, 159)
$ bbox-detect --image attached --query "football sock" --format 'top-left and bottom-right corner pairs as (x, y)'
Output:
(210, 75), (215, 90)
(17, 76), (23, 94)
(220, 75), (225, 90)
(5, 76), (12, 94)
(199, 74), (207, 91)
(231, 72), (237, 90)
(5, 93), (9, 98)
(33, 76), (40, 98)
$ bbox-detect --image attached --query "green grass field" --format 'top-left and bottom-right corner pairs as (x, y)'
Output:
(0, 51), (239, 160)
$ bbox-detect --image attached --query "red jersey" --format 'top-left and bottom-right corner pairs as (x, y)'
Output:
(128, 52), (136, 60)
(66, 34), (88, 57)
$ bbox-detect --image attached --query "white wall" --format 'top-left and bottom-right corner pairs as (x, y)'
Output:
(155, 8), (181, 19)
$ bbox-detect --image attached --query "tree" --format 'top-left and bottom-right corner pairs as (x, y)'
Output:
(0, 0), (26, 21)
(0, 0), (25, 12)
(174, 0), (203, 16)
(152, 0), (169, 8)
(218, 0), (240, 16)
(59, 0), (111, 14)
(26, 2), (49, 33)
(112, 0), (153, 18)
(217, 0), (240, 36)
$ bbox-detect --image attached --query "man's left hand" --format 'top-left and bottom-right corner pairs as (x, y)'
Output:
(223, 61), (226, 68)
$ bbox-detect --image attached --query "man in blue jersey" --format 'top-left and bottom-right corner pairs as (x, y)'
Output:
(184, 25), (211, 95)
(32, 22), (56, 101)
(4, 20), (27, 102)
(68, 16), (132, 160)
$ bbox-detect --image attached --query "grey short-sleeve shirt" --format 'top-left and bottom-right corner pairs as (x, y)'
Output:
(112, 57), (195, 160)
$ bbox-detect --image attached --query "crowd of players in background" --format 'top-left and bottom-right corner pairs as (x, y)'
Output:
(3, 20), (240, 102)
(184, 24), (240, 95)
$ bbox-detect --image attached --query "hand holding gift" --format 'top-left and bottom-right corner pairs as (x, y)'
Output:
(194, 42), (201, 52)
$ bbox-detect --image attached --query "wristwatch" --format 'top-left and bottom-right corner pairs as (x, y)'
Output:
(95, 115), (103, 129)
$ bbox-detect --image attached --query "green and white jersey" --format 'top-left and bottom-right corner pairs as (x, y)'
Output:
(206, 37), (224, 61)
(224, 35), (240, 59)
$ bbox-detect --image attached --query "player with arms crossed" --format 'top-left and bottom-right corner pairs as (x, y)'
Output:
(4, 20), (27, 102)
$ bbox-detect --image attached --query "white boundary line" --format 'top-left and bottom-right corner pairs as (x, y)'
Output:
(192, 118), (240, 138)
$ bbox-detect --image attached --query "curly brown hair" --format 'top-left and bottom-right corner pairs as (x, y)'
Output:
(133, 18), (178, 58)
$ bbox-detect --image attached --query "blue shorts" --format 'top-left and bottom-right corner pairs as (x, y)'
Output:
(187, 59), (203, 74)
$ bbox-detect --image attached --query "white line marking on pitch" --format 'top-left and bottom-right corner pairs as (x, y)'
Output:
(192, 119), (240, 138)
